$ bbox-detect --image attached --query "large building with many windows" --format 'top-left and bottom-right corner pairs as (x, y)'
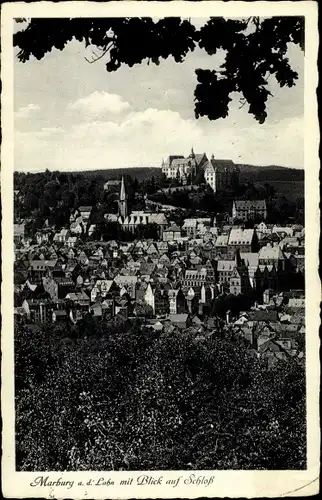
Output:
(232, 200), (267, 221)
(203, 156), (240, 193)
(161, 149), (208, 184)
(161, 149), (239, 192)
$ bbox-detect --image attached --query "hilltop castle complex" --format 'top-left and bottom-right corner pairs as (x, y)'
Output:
(161, 148), (240, 192)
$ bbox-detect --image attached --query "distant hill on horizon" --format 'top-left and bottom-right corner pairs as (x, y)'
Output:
(16, 163), (304, 177)
(65, 163), (304, 185)
(236, 164), (304, 183)
(15, 163), (304, 200)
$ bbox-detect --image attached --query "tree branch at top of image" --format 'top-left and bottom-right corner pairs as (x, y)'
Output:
(14, 16), (304, 124)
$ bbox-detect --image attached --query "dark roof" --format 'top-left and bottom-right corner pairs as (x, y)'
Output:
(54, 277), (75, 286)
(53, 310), (67, 316)
(30, 259), (57, 270)
(210, 159), (236, 170)
(248, 310), (278, 322)
(25, 298), (53, 306)
(234, 200), (266, 210)
(78, 206), (92, 211)
(165, 224), (181, 232)
(105, 180), (121, 185)
(168, 155), (185, 165)
(168, 313), (189, 322)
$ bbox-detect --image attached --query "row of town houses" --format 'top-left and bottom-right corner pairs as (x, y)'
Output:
(14, 212), (304, 361)
(14, 237), (305, 364)
(14, 168), (304, 365)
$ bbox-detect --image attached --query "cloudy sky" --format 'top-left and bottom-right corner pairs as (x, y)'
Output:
(14, 18), (304, 172)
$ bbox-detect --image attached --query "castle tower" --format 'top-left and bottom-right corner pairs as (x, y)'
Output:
(118, 176), (128, 219)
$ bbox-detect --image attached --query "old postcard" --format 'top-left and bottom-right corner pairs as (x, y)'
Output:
(1, 1), (320, 498)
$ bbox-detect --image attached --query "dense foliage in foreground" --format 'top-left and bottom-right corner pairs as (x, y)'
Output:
(15, 321), (306, 471)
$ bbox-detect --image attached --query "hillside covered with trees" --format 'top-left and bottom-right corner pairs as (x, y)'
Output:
(15, 319), (306, 471)
(14, 166), (304, 241)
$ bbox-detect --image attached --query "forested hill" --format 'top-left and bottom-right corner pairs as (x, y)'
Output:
(61, 167), (162, 183)
(55, 164), (304, 184)
(15, 164), (304, 184)
(237, 164), (304, 184)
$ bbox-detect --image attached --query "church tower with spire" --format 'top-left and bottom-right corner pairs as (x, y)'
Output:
(118, 176), (128, 219)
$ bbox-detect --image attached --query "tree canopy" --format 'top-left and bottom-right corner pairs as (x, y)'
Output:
(15, 320), (306, 470)
(14, 16), (304, 123)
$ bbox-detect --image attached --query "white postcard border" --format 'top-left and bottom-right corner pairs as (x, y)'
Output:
(1, 2), (320, 498)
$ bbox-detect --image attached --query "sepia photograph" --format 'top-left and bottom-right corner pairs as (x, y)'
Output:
(1, 1), (320, 498)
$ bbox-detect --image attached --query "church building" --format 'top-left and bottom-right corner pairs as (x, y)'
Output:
(117, 176), (168, 236)
(118, 176), (128, 219)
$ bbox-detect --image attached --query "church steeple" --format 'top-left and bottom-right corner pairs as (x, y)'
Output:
(234, 248), (242, 268)
(118, 176), (128, 219)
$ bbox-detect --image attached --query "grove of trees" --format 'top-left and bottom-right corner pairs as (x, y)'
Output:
(14, 168), (304, 241)
(15, 320), (306, 471)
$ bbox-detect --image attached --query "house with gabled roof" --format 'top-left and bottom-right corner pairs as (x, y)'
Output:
(104, 179), (121, 192)
(167, 313), (191, 329)
(232, 200), (267, 221)
(114, 274), (138, 298)
(163, 224), (182, 242)
(214, 234), (229, 256)
(78, 206), (92, 223)
(70, 220), (84, 235)
(146, 242), (158, 255)
(53, 228), (70, 244)
(229, 266), (251, 296)
(65, 291), (90, 308)
(22, 298), (54, 323)
(216, 259), (236, 285)
(255, 221), (272, 238)
(159, 253), (171, 265)
(228, 227), (259, 255)
(258, 243), (286, 271)
(66, 236), (77, 248)
(144, 283), (170, 316)
(52, 309), (68, 323)
(77, 251), (89, 266)
(258, 337), (301, 367)
(14, 224), (25, 244)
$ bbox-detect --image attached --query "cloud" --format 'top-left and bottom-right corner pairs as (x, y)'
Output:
(14, 105), (304, 174)
(15, 103), (40, 119)
(34, 127), (65, 138)
(68, 91), (131, 117)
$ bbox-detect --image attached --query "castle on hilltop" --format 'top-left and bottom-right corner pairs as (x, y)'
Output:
(161, 148), (240, 193)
